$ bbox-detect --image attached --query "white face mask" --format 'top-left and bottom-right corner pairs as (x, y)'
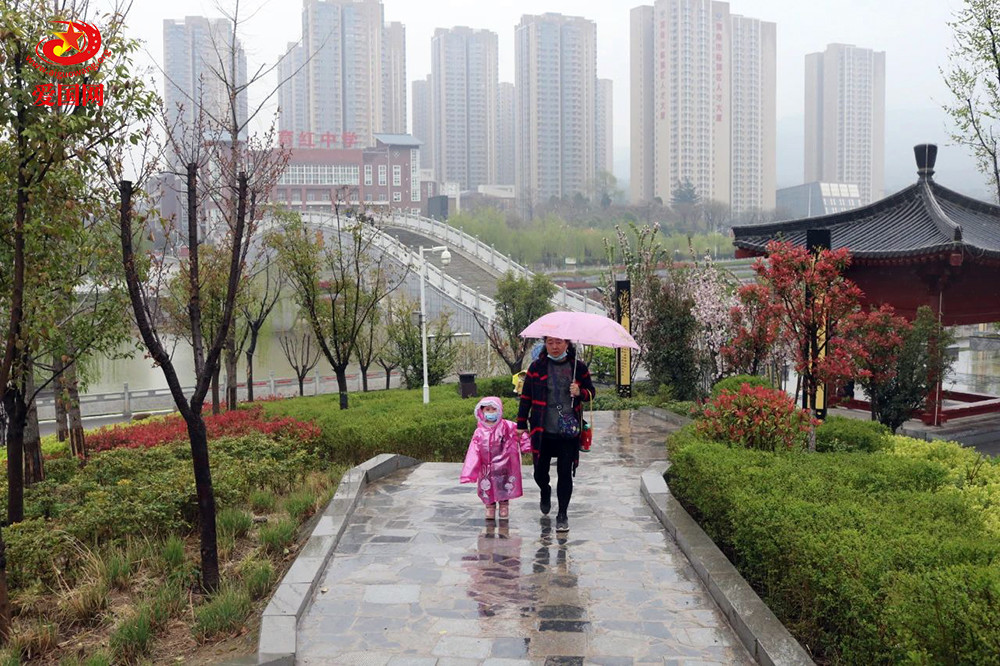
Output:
(484, 412), (499, 423)
(547, 351), (568, 361)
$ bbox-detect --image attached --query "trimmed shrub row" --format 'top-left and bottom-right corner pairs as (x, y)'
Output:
(666, 431), (1000, 664)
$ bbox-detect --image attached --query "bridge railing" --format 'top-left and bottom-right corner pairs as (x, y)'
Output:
(389, 213), (605, 314)
(300, 212), (498, 320)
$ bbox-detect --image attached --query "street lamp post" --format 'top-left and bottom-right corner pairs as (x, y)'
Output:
(418, 245), (451, 403)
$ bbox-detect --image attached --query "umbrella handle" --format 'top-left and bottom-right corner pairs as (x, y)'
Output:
(572, 343), (581, 400)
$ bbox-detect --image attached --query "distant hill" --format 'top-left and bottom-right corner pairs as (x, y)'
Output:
(777, 107), (994, 202)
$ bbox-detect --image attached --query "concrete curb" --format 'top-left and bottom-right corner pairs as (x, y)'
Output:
(641, 462), (814, 666)
(640, 404), (694, 428)
(256, 453), (420, 666)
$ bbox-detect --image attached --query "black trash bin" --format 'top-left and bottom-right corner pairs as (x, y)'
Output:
(458, 373), (477, 399)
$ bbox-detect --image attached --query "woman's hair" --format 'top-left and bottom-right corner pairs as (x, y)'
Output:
(539, 337), (576, 359)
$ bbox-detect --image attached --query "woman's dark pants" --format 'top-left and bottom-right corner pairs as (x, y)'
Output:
(533, 433), (578, 515)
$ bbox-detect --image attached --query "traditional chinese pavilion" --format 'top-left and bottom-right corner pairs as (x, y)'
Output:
(731, 144), (1000, 424)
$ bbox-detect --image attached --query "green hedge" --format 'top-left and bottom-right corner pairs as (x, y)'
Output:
(710, 374), (773, 398)
(260, 384), (652, 464)
(815, 415), (891, 453)
(260, 385), (521, 463)
(666, 430), (1000, 664)
(476, 375), (519, 398)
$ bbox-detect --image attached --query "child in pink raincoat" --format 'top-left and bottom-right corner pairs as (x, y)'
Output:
(460, 396), (532, 521)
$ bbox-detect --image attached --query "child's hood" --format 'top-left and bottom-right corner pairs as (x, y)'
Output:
(474, 396), (504, 427)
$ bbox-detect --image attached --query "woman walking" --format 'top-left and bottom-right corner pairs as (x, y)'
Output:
(515, 336), (596, 532)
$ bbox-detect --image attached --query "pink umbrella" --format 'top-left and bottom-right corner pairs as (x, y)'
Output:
(519, 311), (639, 350)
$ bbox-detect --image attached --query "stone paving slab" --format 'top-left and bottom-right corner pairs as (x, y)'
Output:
(294, 411), (755, 665)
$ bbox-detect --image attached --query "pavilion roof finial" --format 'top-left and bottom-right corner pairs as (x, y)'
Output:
(915, 143), (937, 179)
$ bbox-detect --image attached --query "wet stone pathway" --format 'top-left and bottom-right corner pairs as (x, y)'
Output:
(296, 411), (753, 665)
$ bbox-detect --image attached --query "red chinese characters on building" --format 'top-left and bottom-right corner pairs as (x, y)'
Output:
(278, 131), (363, 149)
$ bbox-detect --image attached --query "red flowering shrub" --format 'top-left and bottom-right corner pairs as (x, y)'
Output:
(89, 405), (321, 453)
(696, 384), (817, 451)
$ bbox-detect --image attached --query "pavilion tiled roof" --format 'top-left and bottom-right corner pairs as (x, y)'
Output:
(733, 176), (1000, 262)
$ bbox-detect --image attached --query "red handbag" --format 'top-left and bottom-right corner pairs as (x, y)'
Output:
(580, 419), (592, 451)
(579, 396), (594, 452)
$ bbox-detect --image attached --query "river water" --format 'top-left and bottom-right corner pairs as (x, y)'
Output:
(84, 333), (1000, 397)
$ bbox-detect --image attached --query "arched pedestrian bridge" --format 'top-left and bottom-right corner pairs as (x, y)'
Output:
(296, 211), (604, 337)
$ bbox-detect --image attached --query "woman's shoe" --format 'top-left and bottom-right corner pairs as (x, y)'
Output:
(498, 501), (509, 519)
(485, 504), (496, 521)
(555, 512), (569, 532)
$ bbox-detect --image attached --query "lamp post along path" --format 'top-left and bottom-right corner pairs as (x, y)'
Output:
(419, 245), (451, 403)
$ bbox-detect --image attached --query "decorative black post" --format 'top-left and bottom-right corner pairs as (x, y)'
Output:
(615, 279), (632, 398)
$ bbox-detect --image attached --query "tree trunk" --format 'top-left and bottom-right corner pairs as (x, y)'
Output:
(378, 363), (394, 390)
(53, 355), (68, 442)
(360, 365), (369, 392)
(23, 366), (43, 485)
(225, 327), (237, 411)
(211, 366), (221, 415)
(183, 412), (220, 591)
(245, 345), (256, 402)
(335, 367), (349, 409)
(4, 387), (27, 524)
(66, 360), (85, 461)
(298, 375), (305, 396)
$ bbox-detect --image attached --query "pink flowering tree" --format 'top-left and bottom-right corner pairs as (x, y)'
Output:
(601, 222), (668, 379)
(681, 254), (738, 390)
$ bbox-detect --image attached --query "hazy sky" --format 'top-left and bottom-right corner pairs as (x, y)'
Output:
(108, 0), (980, 195)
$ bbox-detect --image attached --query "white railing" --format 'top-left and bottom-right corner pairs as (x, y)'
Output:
(299, 212), (497, 320)
(388, 213), (605, 314)
(34, 371), (403, 422)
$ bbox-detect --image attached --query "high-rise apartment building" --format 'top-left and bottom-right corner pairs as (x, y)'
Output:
(163, 16), (247, 147)
(630, 0), (775, 218)
(629, 6), (654, 204)
(411, 75), (433, 171)
(279, 0), (402, 149)
(431, 27), (498, 191)
(382, 21), (407, 134)
(804, 44), (885, 204)
(497, 82), (516, 186)
(596, 78), (614, 177)
(278, 40), (308, 137)
(515, 13), (596, 213)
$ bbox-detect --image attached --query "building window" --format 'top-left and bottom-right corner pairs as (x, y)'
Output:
(378, 165), (387, 186)
(411, 189), (420, 202)
(393, 165), (401, 186)
(364, 165), (372, 186)
(411, 207), (421, 215)
(278, 163), (359, 186)
(393, 191), (402, 202)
